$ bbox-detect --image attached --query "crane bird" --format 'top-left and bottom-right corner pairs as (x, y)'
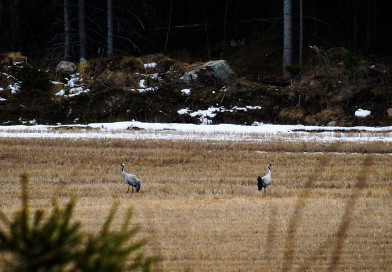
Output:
(120, 163), (141, 193)
(257, 163), (272, 194)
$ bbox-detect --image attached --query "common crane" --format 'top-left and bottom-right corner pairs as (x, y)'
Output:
(257, 163), (272, 194)
(120, 163), (141, 193)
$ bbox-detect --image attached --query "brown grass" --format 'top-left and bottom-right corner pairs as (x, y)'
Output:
(0, 138), (391, 271)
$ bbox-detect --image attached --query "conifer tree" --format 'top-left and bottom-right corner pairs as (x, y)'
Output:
(0, 173), (154, 272)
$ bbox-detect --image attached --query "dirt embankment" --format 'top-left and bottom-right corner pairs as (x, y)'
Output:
(0, 50), (391, 126)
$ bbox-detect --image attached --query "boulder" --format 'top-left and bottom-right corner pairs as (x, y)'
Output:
(181, 60), (235, 86)
(56, 61), (77, 74)
(327, 121), (337, 126)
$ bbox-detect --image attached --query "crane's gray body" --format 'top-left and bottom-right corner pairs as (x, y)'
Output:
(258, 163), (272, 192)
(121, 163), (141, 193)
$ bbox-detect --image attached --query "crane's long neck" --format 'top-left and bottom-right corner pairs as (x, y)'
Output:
(265, 165), (271, 176)
(121, 172), (126, 179)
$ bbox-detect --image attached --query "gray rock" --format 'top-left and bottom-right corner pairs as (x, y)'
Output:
(327, 121), (337, 126)
(181, 60), (235, 85)
(56, 61), (77, 74)
(388, 107), (392, 117)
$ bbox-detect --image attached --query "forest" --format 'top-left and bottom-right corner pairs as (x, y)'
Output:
(1, 0), (391, 63)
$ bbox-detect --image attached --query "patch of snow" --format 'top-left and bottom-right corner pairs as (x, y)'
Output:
(54, 73), (90, 97)
(231, 106), (262, 112)
(144, 62), (157, 69)
(179, 106), (262, 123)
(0, 87), (4, 91)
(55, 90), (65, 96)
(139, 79), (146, 88)
(181, 88), (191, 95)
(8, 82), (21, 94)
(190, 107), (220, 118)
(150, 73), (160, 80)
(133, 86), (159, 93)
(2, 72), (15, 80)
(177, 108), (190, 115)
(68, 87), (89, 97)
(0, 97), (6, 101)
(355, 108), (371, 118)
(246, 106), (262, 110)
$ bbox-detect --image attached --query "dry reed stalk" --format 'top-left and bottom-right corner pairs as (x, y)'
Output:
(263, 204), (278, 268)
(327, 155), (373, 271)
(296, 155), (374, 272)
(281, 155), (332, 271)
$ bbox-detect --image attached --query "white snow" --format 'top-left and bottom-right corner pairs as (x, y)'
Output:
(8, 82), (21, 94)
(55, 90), (65, 96)
(181, 88), (191, 95)
(177, 108), (190, 115)
(355, 108), (371, 118)
(0, 121), (391, 145)
(54, 73), (90, 97)
(133, 86), (158, 93)
(139, 79), (146, 88)
(150, 73), (160, 80)
(144, 62), (157, 69)
(189, 107), (220, 118)
(177, 105), (262, 124)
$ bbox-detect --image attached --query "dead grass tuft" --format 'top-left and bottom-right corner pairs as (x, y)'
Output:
(2, 51), (27, 65)
(77, 61), (90, 79)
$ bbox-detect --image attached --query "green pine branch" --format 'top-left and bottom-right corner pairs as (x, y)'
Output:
(0, 173), (156, 272)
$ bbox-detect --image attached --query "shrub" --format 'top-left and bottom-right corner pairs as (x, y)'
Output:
(343, 52), (359, 70)
(15, 65), (51, 94)
(284, 64), (301, 78)
(0, 173), (155, 272)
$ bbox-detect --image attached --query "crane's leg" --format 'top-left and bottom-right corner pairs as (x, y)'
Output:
(127, 186), (130, 193)
(132, 186), (134, 193)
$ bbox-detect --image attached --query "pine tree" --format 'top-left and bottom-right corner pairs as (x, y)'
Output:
(0, 173), (155, 272)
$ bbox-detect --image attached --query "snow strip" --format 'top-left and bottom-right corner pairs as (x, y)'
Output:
(0, 121), (391, 143)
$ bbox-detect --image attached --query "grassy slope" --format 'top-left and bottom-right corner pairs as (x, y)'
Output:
(0, 137), (391, 271)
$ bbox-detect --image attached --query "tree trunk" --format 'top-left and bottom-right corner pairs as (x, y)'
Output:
(353, 14), (358, 49)
(366, 0), (373, 47)
(78, 0), (87, 60)
(64, 0), (71, 61)
(11, 0), (21, 51)
(283, 0), (293, 78)
(299, 0), (303, 66)
(366, 0), (378, 48)
(164, 0), (173, 51)
(107, 0), (114, 57)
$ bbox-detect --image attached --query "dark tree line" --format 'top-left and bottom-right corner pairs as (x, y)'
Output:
(1, 0), (391, 65)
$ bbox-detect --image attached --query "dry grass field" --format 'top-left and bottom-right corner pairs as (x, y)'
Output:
(0, 137), (391, 271)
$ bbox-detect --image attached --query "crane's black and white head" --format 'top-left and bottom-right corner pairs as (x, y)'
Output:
(121, 163), (125, 171)
(267, 163), (272, 171)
